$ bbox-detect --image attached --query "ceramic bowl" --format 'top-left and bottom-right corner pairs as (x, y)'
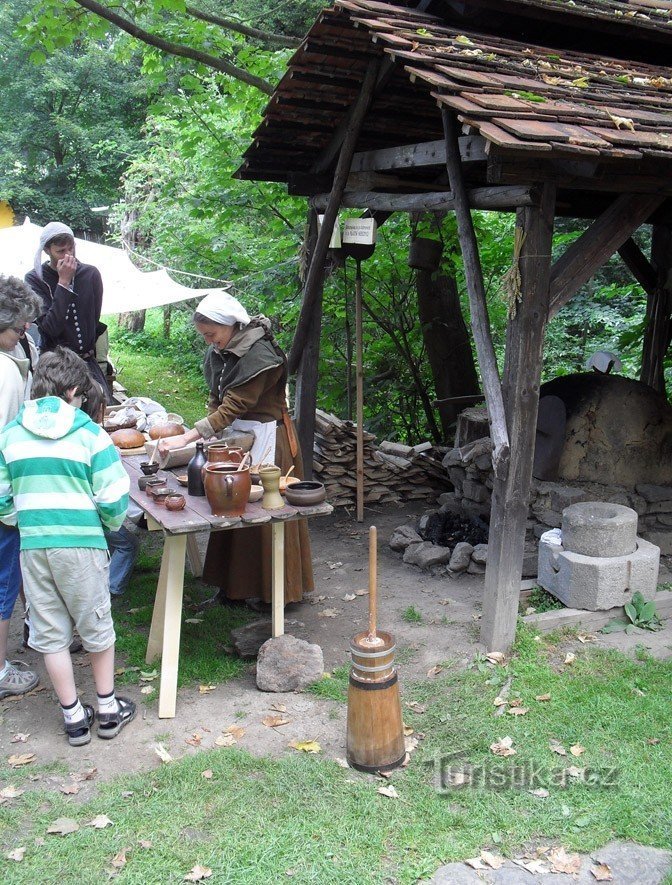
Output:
(284, 481), (326, 506)
(150, 488), (173, 506)
(165, 493), (186, 511)
(139, 461), (160, 476)
(176, 474), (189, 487)
(138, 475), (154, 491)
(144, 477), (166, 496)
(279, 476), (301, 494)
(248, 485), (263, 503)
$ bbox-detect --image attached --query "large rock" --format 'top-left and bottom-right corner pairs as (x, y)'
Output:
(471, 543), (488, 565)
(231, 619), (272, 658)
(562, 501), (637, 558)
(389, 525), (422, 551)
(403, 541), (452, 569)
(448, 542), (473, 573)
(256, 634), (324, 692)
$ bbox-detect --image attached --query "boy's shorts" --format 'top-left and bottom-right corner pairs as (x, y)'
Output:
(20, 548), (115, 654)
(0, 524), (21, 621)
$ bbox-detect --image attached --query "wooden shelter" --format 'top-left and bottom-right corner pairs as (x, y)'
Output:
(236, 0), (672, 651)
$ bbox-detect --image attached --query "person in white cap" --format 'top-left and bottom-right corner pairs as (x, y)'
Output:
(158, 291), (314, 611)
(24, 222), (111, 401)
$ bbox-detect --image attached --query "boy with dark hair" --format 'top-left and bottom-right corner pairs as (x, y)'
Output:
(0, 347), (135, 745)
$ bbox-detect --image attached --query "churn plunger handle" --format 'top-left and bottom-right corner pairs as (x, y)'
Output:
(367, 525), (377, 641)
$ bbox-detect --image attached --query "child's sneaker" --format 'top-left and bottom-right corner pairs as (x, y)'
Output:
(97, 696), (136, 739)
(65, 704), (95, 747)
(0, 661), (39, 699)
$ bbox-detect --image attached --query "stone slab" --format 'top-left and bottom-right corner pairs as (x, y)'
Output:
(403, 541), (452, 568)
(538, 535), (660, 610)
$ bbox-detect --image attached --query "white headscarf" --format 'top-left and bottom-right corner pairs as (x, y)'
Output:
(195, 291), (250, 327)
(34, 222), (75, 278)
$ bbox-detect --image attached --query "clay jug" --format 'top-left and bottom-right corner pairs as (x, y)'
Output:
(259, 465), (284, 510)
(206, 443), (243, 464)
(203, 463), (251, 517)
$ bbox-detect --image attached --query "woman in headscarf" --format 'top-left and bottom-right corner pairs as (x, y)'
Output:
(158, 292), (314, 608)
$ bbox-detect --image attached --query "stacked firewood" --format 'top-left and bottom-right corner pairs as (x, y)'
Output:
(312, 410), (451, 507)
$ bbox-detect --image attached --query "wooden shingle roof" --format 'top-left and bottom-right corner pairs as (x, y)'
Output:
(237, 0), (672, 203)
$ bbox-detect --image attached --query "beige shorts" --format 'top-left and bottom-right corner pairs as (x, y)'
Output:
(20, 548), (115, 655)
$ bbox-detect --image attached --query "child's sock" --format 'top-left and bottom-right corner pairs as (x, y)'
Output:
(97, 690), (119, 716)
(61, 697), (85, 725)
(0, 660), (10, 680)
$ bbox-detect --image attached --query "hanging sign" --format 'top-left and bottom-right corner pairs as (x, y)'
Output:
(317, 214), (341, 249)
(342, 218), (377, 245)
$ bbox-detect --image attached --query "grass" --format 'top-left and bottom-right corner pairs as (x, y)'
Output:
(525, 585), (565, 613)
(401, 605), (423, 624)
(105, 310), (208, 427)
(112, 540), (256, 689)
(307, 664), (350, 702)
(2, 626), (670, 883)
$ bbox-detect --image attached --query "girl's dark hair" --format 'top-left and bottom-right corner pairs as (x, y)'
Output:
(31, 347), (93, 402)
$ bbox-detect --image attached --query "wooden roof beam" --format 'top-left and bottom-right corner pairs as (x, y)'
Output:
(548, 193), (666, 319)
(309, 184), (535, 213)
(350, 136), (487, 173)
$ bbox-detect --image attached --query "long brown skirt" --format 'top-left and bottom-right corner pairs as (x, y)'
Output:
(201, 419), (314, 603)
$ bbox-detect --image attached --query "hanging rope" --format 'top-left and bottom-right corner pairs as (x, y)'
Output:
(501, 226), (526, 319)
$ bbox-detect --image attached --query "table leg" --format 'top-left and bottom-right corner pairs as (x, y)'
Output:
(144, 534), (187, 719)
(271, 521), (285, 638)
(186, 533), (203, 577)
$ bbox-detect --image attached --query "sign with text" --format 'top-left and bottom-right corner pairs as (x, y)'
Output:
(317, 214), (341, 249)
(342, 218), (377, 245)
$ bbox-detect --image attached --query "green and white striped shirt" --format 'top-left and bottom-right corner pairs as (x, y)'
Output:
(0, 396), (128, 550)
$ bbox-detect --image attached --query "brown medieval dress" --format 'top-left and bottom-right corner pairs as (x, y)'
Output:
(196, 323), (314, 603)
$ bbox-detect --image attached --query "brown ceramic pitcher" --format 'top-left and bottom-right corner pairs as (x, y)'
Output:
(206, 443), (244, 464)
(203, 463), (251, 517)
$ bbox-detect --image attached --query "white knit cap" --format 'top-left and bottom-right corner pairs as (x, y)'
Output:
(195, 291), (250, 327)
(34, 222), (75, 278)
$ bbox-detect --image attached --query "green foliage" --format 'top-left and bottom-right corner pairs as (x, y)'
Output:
(525, 586), (565, 613)
(602, 592), (662, 635)
(402, 605), (424, 624)
(306, 664), (350, 702)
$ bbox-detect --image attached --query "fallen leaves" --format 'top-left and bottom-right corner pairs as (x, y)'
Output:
(201, 769), (213, 780)
(490, 736), (516, 757)
(59, 783), (80, 795)
(376, 784), (399, 799)
(185, 733), (203, 747)
(426, 665), (443, 678)
(8, 753), (35, 768)
(0, 785), (25, 800)
(5, 847), (26, 861)
(262, 715), (291, 728)
(485, 652), (506, 665)
(288, 739), (321, 754)
(87, 814), (113, 829)
(569, 743), (586, 757)
(465, 850), (505, 870)
(563, 652), (576, 665)
(549, 739), (567, 756)
(529, 787), (550, 799)
(140, 685), (155, 695)
(154, 744), (173, 764)
(318, 608), (339, 618)
(591, 861), (614, 881)
(214, 734), (236, 747)
(224, 725), (245, 740)
(47, 817), (80, 836)
(535, 693), (551, 702)
(405, 701), (426, 714)
(184, 865), (212, 881)
(198, 684), (216, 694)
(548, 846), (582, 874)
(139, 669), (159, 682)
(342, 593), (356, 602)
(10, 733), (30, 743)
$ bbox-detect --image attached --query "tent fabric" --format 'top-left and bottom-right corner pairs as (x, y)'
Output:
(0, 218), (230, 315)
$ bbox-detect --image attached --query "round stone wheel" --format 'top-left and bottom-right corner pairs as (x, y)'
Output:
(561, 501), (638, 558)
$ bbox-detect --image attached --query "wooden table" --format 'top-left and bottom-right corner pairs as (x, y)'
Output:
(122, 456), (332, 718)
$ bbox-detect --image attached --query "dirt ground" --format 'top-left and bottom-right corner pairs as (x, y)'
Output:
(1, 500), (671, 798)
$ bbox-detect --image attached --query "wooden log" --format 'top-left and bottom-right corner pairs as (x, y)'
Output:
(350, 135), (487, 173)
(481, 181), (557, 653)
(618, 237), (656, 296)
(548, 192), (665, 319)
(288, 59), (380, 375)
(442, 108), (510, 478)
(640, 225), (672, 395)
(310, 185), (534, 213)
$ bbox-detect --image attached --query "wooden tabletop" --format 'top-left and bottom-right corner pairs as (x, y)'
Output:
(122, 454), (333, 536)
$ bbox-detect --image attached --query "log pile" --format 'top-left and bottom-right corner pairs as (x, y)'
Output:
(312, 410), (451, 507)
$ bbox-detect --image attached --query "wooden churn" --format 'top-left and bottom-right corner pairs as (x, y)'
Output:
(346, 526), (406, 772)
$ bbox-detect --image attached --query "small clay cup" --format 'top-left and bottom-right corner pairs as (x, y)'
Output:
(151, 488), (173, 506)
(284, 481), (326, 506)
(138, 475), (154, 491)
(144, 477), (165, 497)
(140, 461), (160, 476)
(165, 493), (186, 512)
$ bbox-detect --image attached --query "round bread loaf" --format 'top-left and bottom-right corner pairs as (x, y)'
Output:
(110, 428), (146, 449)
(148, 422), (183, 440)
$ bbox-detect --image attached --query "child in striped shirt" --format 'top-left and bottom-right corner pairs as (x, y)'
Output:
(0, 347), (136, 746)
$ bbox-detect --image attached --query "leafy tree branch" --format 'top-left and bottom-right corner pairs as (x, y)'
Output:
(185, 5), (301, 49)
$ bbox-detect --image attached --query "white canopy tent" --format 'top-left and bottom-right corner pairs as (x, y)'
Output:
(0, 218), (230, 314)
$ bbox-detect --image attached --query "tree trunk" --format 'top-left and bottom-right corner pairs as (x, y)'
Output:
(118, 311), (146, 332)
(416, 269), (480, 441)
(163, 304), (172, 338)
(640, 225), (672, 395)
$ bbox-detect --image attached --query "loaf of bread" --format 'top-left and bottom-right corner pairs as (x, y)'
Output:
(148, 422), (183, 440)
(110, 428), (146, 449)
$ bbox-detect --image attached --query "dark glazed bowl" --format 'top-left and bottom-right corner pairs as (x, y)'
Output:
(150, 488), (173, 506)
(284, 481), (326, 507)
(144, 477), (166, 496)
(140, 461), (160, 476)
(165, 493), (186, 512)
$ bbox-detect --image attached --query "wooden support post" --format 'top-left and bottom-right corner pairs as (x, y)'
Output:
(186, 533), (203, 577)
(288, 59), (380, 374)
(145, 534), (187, 719)
(442, 108), (510, 477)
(271, 522), (285, 638)
(481, 182), (556, 652)
(355, 259), (364, 522)
(294, 210), (324, 479)
(640, 225), (672, 394)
